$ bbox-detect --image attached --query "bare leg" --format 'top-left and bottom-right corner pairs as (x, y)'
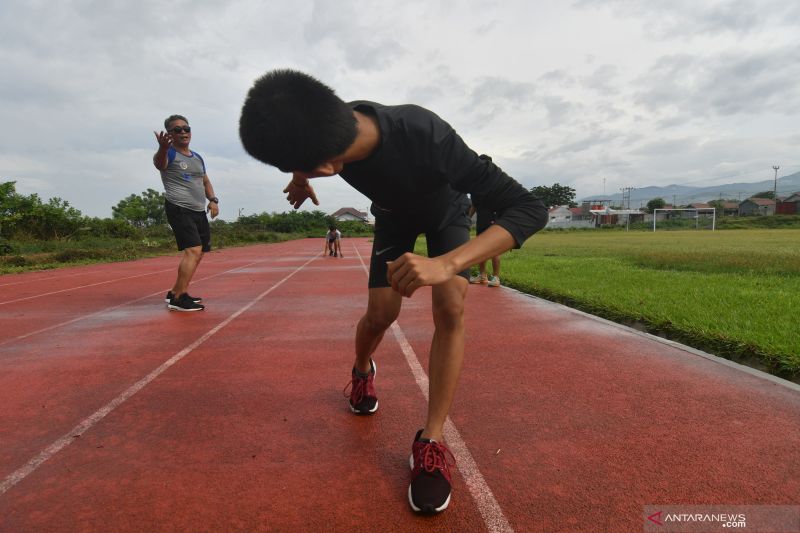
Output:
(172, 246), (203, 296)
(354, 287), (402, 373)
(478, 261), (487, 278)
(421, 276), (468, 441)
(491, 256), (500, 277)
(336, 239), (343, 257)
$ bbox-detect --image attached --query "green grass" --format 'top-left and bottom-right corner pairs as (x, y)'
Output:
(419, 229), (800, 380)
(506, 229), (800, 378)
(0, 232), (300, 274)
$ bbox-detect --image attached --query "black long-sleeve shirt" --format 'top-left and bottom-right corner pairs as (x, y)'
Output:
(339, 101), (547, 247)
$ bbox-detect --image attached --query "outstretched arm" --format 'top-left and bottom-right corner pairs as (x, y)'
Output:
(152, 131), (172, 170)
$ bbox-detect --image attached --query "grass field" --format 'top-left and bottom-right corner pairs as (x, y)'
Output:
(489, 229), (800, 379)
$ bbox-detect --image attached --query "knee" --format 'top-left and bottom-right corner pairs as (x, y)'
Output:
(432, 299), (464, 331)
(184, 246), (203, 259)
(362, 306), (399, 333)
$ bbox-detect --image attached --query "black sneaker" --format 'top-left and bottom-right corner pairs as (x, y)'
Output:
(343, 359), (378, 414)
(408, 429), (456, 514)
(168, 293), (205, 312)
(165, 291), (202, 304)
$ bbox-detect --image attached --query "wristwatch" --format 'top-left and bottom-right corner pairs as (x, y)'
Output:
(209, 197), (219, 204)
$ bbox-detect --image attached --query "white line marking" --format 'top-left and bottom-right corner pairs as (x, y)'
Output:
(0, 252), (318, 496)
(0, 255), (280, 348)
(0, 269), (105, 288)
(0, 268), (175, 306)
(353, 244), (514, 533)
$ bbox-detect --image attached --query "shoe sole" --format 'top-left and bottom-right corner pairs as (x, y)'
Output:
(167, 304), (204, 312)
(350, 360), (378, 415)
(350, 400), (379, 415)
(407, 454), (451, 513)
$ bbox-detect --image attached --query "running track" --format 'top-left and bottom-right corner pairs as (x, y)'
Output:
(1, 238), (798, 532)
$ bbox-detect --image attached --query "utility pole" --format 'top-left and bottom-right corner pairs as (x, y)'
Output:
(773, 165), (780, 203)
(620, 187), (635, 231)
(620, 187), (635, 209)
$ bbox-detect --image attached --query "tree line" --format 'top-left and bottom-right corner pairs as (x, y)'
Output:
(0, 179), (582, 245)
(0, 181), (369, 244)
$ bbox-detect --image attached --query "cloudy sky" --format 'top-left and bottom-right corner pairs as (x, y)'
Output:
(2, 0), (799, 219)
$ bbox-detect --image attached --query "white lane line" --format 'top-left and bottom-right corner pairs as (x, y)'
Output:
(0, 268), (175, 306)
(0, 252), (319, 496)
(353, 244), (514, 533)
(0, 254), (281, 348)
(0, 269), (106, 288)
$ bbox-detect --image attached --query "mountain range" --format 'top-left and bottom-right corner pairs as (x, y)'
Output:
(581, 171), (800, 207)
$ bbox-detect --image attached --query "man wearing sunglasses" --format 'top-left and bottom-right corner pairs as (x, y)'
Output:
(153, 115), (219, 311)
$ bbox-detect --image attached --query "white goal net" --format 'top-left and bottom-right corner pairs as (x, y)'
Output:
(653, 208), (716, 231)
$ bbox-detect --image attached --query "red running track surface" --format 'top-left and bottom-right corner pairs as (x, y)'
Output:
(1, 238), (798, 532)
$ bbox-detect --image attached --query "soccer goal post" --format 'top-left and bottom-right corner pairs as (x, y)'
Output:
(652, 208), (716, 231)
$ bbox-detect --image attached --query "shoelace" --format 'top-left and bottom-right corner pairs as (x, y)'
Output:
(415, 440), (456, 482)
(343, 372), (373, 405)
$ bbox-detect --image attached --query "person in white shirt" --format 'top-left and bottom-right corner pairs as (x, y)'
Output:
(324, 224), (343, 257)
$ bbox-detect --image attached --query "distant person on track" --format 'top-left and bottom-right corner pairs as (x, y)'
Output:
(153, 114), (219, 312)
(238, 69), (547, 514)
(468, 154), (502, 288)
(325, 224), (343, 257)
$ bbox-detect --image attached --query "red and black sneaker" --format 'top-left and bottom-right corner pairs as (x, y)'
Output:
(408, 429), (456, 514)
(165, 291), (202, 304)
(343, 359), (378, 415)
(167, 293), (205, 312)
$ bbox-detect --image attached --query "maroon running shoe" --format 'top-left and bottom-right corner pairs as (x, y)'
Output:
(343, 359), (378, 415)
(408, 429), (456, 514)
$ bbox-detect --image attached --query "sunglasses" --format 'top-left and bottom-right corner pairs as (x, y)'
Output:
(169, 126), (191, 134)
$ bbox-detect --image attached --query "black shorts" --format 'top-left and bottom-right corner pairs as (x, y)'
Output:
(368, 206), (471, 289)
(475, 207), (497, 235)
(165, 200), (211, 252)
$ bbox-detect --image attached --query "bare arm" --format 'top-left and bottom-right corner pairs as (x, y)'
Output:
(152, 131), (172, 170)
(283, 174), (319, 210)
(203, 174), (219, 219)
(386, 224), (515, 297)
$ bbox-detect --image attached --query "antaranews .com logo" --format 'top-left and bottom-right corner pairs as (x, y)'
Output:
(644, 505), (800, 532)
(647, 510), (745, 528)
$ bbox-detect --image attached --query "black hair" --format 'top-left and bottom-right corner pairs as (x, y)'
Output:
(164, 114), (188, 130)
(478, 154), (492, 162)
(239, 69), (358, 172)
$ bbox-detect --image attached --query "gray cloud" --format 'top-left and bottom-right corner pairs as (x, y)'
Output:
(572, 0), (800, 39)
(634, 44), (800, 118)
(1, 0), (799, 217)
(461, 77), (537, 129)
(304, 1), (406, 71)
(539, 70), (576, 88)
